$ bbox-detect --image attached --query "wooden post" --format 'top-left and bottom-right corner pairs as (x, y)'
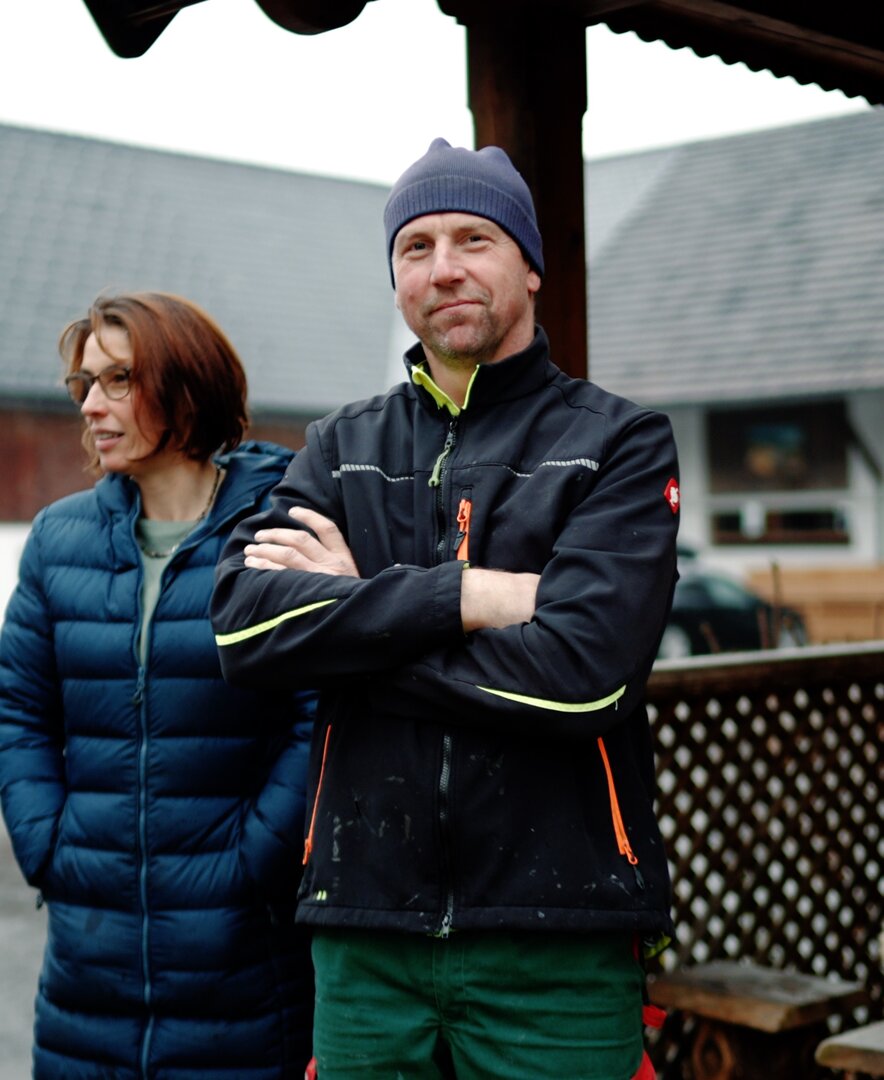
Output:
(440, 5), (588, 379)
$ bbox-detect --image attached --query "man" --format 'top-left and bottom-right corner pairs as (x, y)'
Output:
(212, 138), (679, 1079)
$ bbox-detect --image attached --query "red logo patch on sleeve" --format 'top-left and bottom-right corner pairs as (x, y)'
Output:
(664, 478), (680, 514)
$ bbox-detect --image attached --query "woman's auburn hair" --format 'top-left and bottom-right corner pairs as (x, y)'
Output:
(59, 291), (249, 471)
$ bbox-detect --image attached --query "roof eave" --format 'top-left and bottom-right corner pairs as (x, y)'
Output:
(587, 2), (884, 107)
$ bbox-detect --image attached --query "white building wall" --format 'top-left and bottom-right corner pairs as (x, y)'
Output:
(663, 391), (884, 580)
(849, 388), (884, 562)
(0, 525), (30, 626)
(665, 405), (707, 553)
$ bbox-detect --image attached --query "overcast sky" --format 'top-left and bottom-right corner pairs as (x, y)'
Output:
(0, 0), (874, 184)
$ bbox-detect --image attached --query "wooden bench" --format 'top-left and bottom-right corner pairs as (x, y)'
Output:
(815, 1020), (884, 1078)
(649, 961), (867, 1080)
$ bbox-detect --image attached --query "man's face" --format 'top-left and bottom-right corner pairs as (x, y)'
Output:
(392, 212), (541, 368)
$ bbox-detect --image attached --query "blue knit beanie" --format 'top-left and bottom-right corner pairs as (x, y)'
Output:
(384, 138), (544, 283)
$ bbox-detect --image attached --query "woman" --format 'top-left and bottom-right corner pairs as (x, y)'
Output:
(0, 292), (314, 1078)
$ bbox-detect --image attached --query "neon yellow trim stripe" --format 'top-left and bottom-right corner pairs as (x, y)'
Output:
(215, 598), (338, 647)
(475, 683), (626, 712)
(461, 366), (480, 409)
(411, 363), (480, 414)
(412, 365), (460, 415)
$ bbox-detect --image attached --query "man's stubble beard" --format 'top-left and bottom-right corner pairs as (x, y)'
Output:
(421, 305), (503, 370)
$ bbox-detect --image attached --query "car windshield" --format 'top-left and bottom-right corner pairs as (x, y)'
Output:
(702, 576), (758, 610)
(676, 574), (758, 611)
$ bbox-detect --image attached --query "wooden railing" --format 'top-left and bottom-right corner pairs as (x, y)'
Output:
(645, 642), (884, 1076)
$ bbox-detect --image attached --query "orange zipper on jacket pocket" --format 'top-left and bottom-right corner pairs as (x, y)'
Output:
(597, 736), (644, 887)
(455, 497), (472, 561)
(303, 724), (332, 866)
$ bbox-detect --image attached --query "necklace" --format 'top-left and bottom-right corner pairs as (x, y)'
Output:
(138, 465), (223, 559)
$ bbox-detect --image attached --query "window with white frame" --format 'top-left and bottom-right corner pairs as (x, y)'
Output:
(707, 401), (850, 544)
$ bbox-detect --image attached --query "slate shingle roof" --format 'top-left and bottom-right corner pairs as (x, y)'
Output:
(587, 109), (884, 406)
(1, 110), (883, 416)
(0, 124), (392, 415)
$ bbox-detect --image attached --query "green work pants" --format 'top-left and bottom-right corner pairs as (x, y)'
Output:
(312, 928), (644, 1079)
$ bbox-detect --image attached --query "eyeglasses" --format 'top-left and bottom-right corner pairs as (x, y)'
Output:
(64, 364), (132, 405)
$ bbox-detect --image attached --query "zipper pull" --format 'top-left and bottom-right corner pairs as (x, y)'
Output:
(132, 670), (145, 705)
(455, 497), (472, 561)
(429, 420), (458, 488)
(598, 735), (644, 884)
(303, 725), (333, 866)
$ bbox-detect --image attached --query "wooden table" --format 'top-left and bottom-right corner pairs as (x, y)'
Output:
(815, 1020), (884, 1078)
(649, 961), (867, 1080)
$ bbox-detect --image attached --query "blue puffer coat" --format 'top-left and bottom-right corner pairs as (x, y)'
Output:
(0, 441), (314, 1079)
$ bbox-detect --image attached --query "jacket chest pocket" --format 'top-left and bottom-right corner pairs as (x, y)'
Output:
(467, 474), (584, 572)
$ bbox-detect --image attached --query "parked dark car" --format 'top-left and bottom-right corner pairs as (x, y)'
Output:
(657, 565), (808, 659)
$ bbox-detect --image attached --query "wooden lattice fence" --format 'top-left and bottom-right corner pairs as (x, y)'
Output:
(645, 641), (884, 1077)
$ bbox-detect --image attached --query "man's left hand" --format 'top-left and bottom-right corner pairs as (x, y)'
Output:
(244, 507), (360, 578)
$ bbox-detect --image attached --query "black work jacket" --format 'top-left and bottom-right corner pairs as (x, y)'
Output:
(212, 329), (680, 939)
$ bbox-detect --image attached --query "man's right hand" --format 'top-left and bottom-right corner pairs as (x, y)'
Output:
(460, 567), (539, 632)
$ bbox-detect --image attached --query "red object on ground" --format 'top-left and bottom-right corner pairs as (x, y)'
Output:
(643, 1003), (667, 1029)
(631, 1049), (657, 1079)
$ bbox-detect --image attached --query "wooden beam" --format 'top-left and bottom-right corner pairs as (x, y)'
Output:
(442, 6), (589, 378)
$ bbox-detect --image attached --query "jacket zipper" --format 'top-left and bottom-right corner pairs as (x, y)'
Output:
(128, 479), (239, 1077)
(597, 736), (645, 890)
(133, 668), (155, 1077)
(436, 732), (455, 938)
(132, 509), (183, 1075)
(130, 519), (156, 1079)
(429, 418), (458, 489)
(431, 419), (459, 563)
(430, 418), (461, 936)
(303, 724), (332, 866)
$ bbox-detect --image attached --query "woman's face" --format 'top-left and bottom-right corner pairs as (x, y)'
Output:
(78, 325), (165, 477)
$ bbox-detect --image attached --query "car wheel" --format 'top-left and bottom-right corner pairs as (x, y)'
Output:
(657, 624), (694, 659)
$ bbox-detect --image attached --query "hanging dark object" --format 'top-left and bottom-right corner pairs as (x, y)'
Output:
(253, 0), (371, 34)
(80, 0), (373, 58)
